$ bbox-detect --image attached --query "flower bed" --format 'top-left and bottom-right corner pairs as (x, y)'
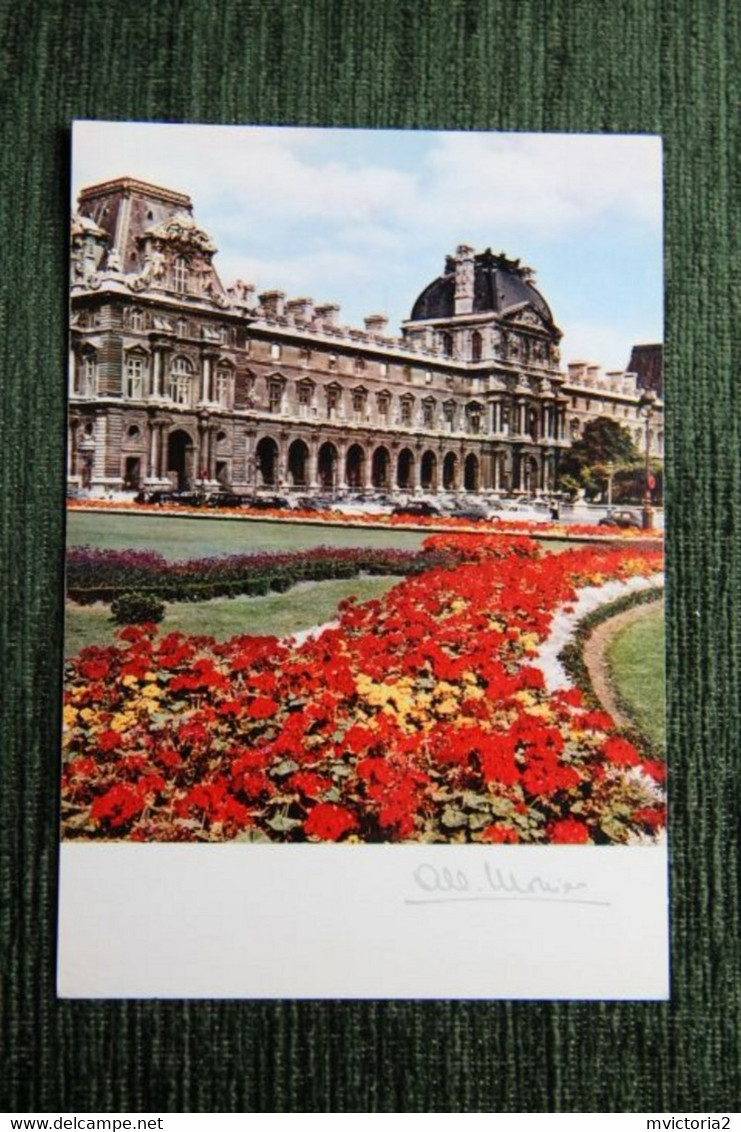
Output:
(67, 497), (659, 542)
(61, 534), (665, 844)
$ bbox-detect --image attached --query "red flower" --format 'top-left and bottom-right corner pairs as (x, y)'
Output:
(481, 825), (519, 843)
(91, 784), (144, 828)
(80, 657), (110, 681)
(549, 818), (591, 844)
(603, 736), (641, 767)
(288, 771), (332, 799)
(98, 729), (123, 752)
(303, 803), (357, 841)
(247, 696), (280, 719)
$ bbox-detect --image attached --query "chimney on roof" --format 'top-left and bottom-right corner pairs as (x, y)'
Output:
(285, 297), (314, 324)
(364, 314), (388, 337)
(315, 302), (340, 329)
(259, 290), (286, 318)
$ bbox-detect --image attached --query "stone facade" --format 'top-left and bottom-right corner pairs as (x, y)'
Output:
(564, 361), (664, 460)
(68, 177), (661, 496)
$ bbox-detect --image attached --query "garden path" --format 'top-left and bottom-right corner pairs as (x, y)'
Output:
(583, 596), (665, 729)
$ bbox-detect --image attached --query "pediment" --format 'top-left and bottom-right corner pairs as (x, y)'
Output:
(502, 303), (549, 331)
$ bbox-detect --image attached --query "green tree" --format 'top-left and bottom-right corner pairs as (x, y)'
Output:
(558, 417), (640, 501)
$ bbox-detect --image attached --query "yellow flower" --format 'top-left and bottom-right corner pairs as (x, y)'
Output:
(121, 673), (139, 688)
(109, 712), (135, 732)
(63, 705), (78, 729)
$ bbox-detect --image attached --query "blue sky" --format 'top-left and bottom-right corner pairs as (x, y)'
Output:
(73, 123), (662, 372)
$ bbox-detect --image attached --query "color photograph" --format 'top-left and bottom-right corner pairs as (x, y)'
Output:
(62, 123), (665, 849)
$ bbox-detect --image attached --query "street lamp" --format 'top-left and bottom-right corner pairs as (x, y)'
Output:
(638, 390), (657, 530)
(605, 460), (615, 516)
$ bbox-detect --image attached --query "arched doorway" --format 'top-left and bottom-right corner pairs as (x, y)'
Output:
(371, 446), (390, 489)
(464, 453), (479, 492)
(318, 441), (338, 491)
(442, 451), (458, 491)
(256, 436), (279, 486)
(167, 429), (194, 490)
(346, 443), (365, 490)
(397, 447), (414, 490)
(287, 439), (309, 488)
(420, 450), (437, 491)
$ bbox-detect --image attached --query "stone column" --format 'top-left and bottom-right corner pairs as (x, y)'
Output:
(148, 422), (158, 479)
(309, 439), (319, 491)
(200, 353), (211, 404)
(414, 449), (422, 492)
(338, 440), (348, 491)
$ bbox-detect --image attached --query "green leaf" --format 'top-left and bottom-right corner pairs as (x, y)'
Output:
(461, 791), (492, 811)
(441, 806), (468, 829)
(468, 812), (492, 830)
(233, 829), (271, 843)
(266, 814), (303, 833)
(271, 758), (299, 777)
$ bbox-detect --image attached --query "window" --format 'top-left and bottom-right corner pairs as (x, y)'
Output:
(326, 386), (341, 418)
(125, 354), (146, 398)
(471, 331), (482, 362)
(440, 332), (453, 358)
(173, 256), (189, 293)
(298, 382), (313, 417)
(423, 400), (435, 429)
(130, 308), (144, 331)
(400, 397), (413, 426)
(268, 380), (283, 414)
(168, 356), (193, 405)
(378, 362), (388, 378)
(80, 352), (97, 396)
(355, 356), (366, 374)
(443, 402), (456, 431)
(215, 367), (231, 407)
(377, 392), (390, 422)
(467, 404), (481, 434)
(176, 318), (188, 338)
(127, 425), (141, 440)
(352, 388), (367, 421)
(270, 343), (282, 361)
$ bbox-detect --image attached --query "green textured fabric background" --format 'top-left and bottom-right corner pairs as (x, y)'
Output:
(1, 0), (739, 1114)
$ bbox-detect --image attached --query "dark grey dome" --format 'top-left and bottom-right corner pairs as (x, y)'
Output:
(409, 248), (555, 327)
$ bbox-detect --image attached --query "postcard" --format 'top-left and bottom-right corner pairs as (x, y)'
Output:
(58, 122), (667, 998)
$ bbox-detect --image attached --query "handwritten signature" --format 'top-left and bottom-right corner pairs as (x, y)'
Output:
(405, 862), (610, 907)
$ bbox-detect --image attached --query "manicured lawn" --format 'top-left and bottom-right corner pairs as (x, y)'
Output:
(64, 575), (402, 655)
(66, 511), (428, 559)
(606, 604), (666, 748)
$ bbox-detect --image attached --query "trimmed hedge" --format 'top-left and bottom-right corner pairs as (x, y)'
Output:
(66, 545), (451, 605)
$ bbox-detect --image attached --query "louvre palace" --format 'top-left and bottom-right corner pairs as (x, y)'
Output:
(68, 177), (662, 496)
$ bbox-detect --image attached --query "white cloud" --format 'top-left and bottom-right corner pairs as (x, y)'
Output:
(417, 132), (662, 234)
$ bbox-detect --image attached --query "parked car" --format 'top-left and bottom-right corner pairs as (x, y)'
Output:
(248, 495), (292, 510)
(206, 492), (253, 508)
(134, 489), (207, 506)
(447, 502), (490, 522)
(391, 501), (442, 518)
(598, 509), (641, 529)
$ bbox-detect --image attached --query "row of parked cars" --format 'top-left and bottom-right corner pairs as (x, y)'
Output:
(132, 488), (576, 523)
